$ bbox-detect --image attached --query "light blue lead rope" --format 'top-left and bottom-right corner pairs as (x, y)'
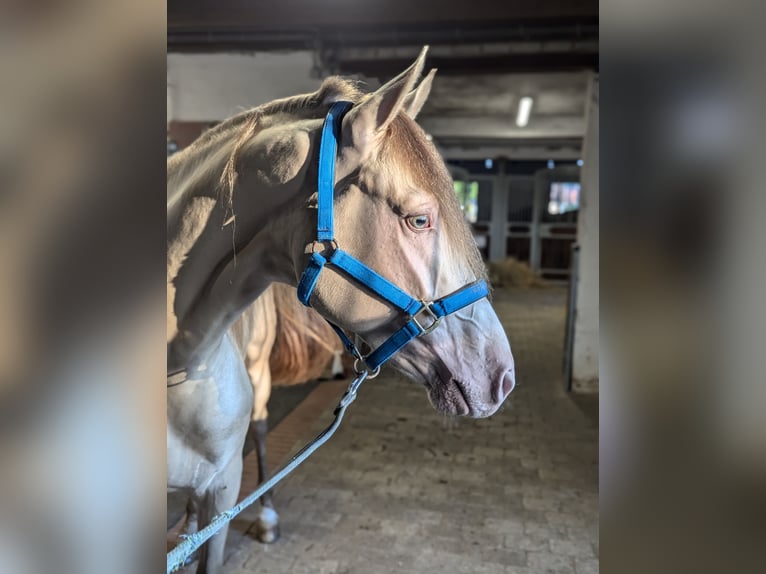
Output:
(167, 371), (370, 573)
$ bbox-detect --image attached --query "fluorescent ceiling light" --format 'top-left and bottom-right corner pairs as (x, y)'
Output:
(516, 96), (533, 127)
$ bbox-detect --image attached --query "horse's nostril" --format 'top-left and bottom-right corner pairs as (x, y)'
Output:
(501, 369), (515, 398)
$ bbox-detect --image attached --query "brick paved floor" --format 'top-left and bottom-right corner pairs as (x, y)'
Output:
(219, 286), (598, 574)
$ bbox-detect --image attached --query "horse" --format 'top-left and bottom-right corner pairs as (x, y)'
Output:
(177, 282), (345, 551)
(167, 47), (516, 573)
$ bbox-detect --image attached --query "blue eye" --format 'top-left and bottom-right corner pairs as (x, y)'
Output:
(407, 215), (431, 230)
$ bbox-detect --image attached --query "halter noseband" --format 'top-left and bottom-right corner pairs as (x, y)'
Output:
(296, 101), (489, 374)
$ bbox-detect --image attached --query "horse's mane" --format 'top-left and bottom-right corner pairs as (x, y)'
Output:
(217, 78), (365, 218)
(172, 74), (486, 285)
(268, 283), (340, 385)
(167, 76), (365, 208)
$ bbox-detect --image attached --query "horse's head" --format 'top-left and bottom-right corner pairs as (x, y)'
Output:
(300, 48), (515, 417)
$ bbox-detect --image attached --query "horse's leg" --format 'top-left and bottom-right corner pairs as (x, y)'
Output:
(184, 497), (199, 535)
(247, 365), (280, 543)
(195, 455), (243, 574)
(249, 416), (280, 543)
(330, 349), (345, 379)
(180, 497), (200, 567)
(244, 289), (281, 544)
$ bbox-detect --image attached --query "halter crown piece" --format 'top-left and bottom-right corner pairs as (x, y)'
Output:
(296, 101), (490, 374)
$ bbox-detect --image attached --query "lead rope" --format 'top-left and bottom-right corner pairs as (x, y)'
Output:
(167, 369), (371, 573)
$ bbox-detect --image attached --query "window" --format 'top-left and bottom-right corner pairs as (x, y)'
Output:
(453, 180), (479, 223)
(548, 182), (580, 215)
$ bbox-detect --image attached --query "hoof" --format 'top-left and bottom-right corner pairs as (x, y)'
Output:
(254, 507), (280, 544)
(333, 371), (346, 380)
(255, 523), (280, 544)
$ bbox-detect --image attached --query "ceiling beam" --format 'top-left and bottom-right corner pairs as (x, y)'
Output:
(438, 143), (582, 161)
(420, 115), (586, 140)
(169, 1), (598, 31)
(336, 53), (597, 76)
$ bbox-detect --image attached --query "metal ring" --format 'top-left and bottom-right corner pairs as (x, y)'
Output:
(309, 239), (339, 255)
(353, 357), (381, 379)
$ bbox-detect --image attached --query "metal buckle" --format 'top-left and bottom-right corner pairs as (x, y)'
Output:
(411, 301), (442, 336)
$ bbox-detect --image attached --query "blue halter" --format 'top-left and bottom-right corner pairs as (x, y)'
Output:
(296, 101), (490, 373)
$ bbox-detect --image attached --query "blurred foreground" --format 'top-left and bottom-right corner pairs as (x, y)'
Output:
(0, 1), (166, 573)
(601, 1), (766, 572)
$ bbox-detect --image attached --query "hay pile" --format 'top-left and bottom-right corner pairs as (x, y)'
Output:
(487, 257), (547, 288)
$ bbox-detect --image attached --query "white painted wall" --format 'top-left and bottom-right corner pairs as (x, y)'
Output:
(167, 52), (320, 122)
(572, 74), (599, 391)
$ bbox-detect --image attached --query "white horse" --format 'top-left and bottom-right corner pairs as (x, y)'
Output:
(176, 283), (344, 550)
(167, 47), (515, 573)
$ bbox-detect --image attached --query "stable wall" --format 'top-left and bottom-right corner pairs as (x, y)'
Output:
(571, 75), (599, 392)
(167, 52), (320, 122)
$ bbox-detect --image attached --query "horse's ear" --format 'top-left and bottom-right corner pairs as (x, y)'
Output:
(403, 68), (436, 119)
(343, 46), (428, 149)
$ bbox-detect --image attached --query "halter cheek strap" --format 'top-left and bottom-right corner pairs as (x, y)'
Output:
(296, 101), (489, 373)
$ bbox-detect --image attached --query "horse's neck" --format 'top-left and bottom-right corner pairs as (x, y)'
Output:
(167, 124), (318, 372)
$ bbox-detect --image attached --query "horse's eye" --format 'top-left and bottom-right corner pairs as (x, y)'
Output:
(407, 215), (431, 230)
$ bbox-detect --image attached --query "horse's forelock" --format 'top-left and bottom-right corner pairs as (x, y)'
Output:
(379, 115), (488, 282)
